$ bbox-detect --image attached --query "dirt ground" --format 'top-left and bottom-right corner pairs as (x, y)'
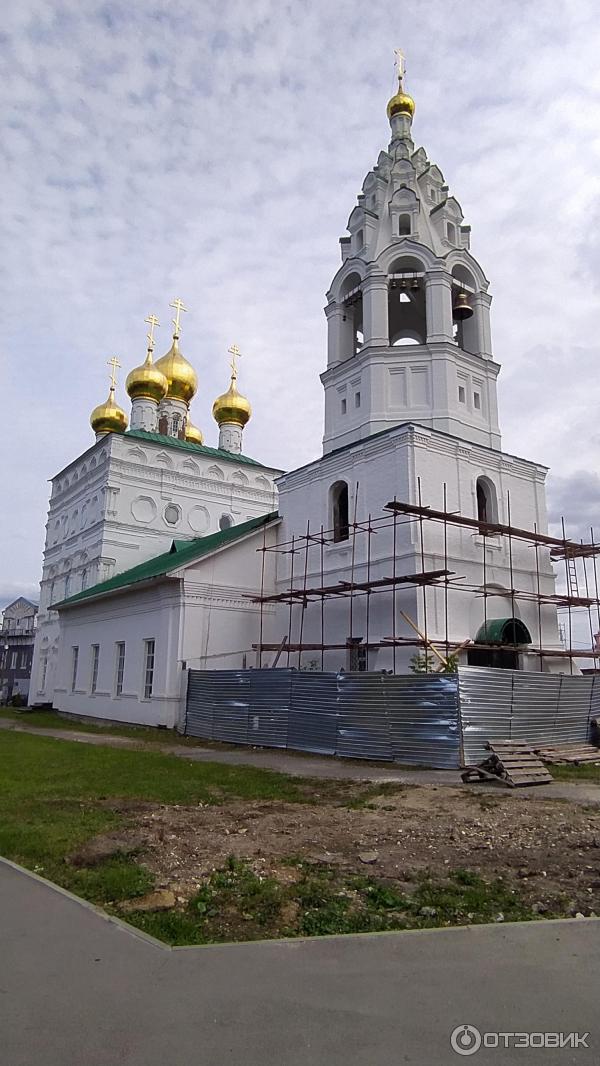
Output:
(77, 783), (600, 919)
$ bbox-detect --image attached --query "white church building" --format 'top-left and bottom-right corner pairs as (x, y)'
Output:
(31, 60), (563, 727)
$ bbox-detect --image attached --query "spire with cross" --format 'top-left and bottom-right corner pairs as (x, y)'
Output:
(145, 314), (160, 353)
(170, 298), (187, 338)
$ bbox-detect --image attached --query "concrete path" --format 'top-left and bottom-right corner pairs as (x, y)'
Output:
(1, 858), (598, 1065)
(2, 716), (600, 804)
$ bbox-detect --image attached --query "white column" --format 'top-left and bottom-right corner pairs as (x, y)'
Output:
(218, 422), (243, 454)
(324, 301), (347, 367)
(425, 269), (454, 343)
(362, 273), (389, 347)
(471, 291), (493, 358)
(130, 398), (158, 432)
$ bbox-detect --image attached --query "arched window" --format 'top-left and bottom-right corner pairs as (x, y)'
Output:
(447, 222), (456, 243)
(219, 514), (233, 530)
(331, 481), (349, 543)
(398, 214), (411, 236)
(476, 477), (497, 525)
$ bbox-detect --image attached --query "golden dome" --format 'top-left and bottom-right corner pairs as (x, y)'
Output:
(387, 89), (415, 120)
(90, 386), (128, 435)
(185, 419), (204, 445)
(126, 350), (168, 403)
(212, 374), (251, 427)
(154, 336), (198, 404)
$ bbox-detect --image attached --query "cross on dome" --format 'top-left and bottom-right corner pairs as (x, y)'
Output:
(228, 343), (241, 379)
(107, 356), (121, 389)
(394, 47), (406, 85)
(144, 314), (160, 352)
(170, 298), (187, 338)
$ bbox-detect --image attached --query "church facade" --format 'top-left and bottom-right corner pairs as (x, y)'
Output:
(31, 61), (562, 726)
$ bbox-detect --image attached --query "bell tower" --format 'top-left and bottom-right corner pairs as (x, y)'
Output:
(321, 54), (500, 455)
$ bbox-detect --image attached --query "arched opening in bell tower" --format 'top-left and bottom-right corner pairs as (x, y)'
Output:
(340, 273), (364, 358)
(452, 265), (478, 355)
(388, 256), (426, 346)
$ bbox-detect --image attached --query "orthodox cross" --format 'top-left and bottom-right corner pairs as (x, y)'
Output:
(145, 313), (160, 352)
(107, 356), (121, 389)
(228, 343), (241, 379)
(170, 297), (187, 336)
(394, 47), (406, 85)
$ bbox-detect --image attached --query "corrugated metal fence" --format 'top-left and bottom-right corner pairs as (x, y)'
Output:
(185, 669), (460, 768)
(458, 666), (600, 764)
(185, 666), (600, 769)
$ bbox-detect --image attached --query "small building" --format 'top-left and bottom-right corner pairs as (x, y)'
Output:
(0, 599), (38, 703)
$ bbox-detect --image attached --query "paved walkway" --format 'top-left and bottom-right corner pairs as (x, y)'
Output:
(1, 858), (598, 1065)
(2, 716), (600, 805)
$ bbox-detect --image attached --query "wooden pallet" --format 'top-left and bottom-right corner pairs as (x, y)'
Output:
(533, 743), (600, 766)
(461, 740), (552, 788)
(485, 741), (553, 787)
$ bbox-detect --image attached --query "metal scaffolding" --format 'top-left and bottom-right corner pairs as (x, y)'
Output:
(250, 480), (600, 674)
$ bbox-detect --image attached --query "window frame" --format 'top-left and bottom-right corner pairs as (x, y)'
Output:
(90, 644), (100, 694)
(143, 639), (155, 700)
(71, 646), (79, 692)
(115, 642), (125, 697)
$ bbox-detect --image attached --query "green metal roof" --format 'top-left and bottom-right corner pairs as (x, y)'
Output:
(475, 618), (532, 645)
(124, 429), (279, 470)
(54, 512), (278, 610)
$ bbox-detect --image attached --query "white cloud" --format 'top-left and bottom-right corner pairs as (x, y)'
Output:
(2, 0), (600, 600)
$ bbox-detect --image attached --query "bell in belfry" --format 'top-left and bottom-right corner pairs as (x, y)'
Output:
(453, 291), (474, 320)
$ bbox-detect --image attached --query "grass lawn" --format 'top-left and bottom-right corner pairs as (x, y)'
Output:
(0, 730), (309, 907)
(0, 705), (199, 745)
(550, 763), (600, 783)
(2, 729), (591, 946)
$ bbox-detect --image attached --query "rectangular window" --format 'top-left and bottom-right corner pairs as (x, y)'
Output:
(39, 653), (48, 692)
(71, 646), (79, 692)
(341, 398), (347, 415)
(143, 639), (155, 699)
(10, 651), (18, 670)
(355, 391), (361, 409)
(473, 391), (481, 410)
(90, 644), (99, 694)
(115, 642), (125, 697)
(458, 386), (466, 403)
(20, 652), (28, 669)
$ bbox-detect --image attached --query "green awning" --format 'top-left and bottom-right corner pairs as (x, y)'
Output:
(475, 618), (532, 645)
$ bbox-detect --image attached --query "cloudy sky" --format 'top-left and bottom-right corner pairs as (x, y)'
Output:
(2, 0), (600, 610)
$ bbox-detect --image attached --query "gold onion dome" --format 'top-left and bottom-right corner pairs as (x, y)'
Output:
(154, 336), (198, 404)
(185, 420), (204, 445)
(126, 350), (168, 403)
(387, 87), (415, 120)
(212, 373), (251, 427)
(90, 386), (128, 434)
